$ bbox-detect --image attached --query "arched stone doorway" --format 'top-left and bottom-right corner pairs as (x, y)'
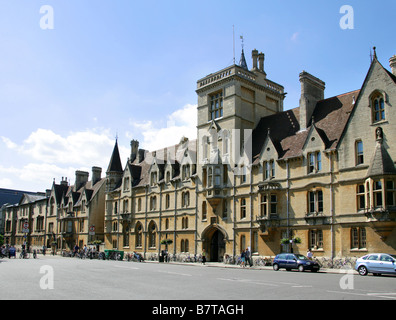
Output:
(210, 230), (225, 262)
(202, 226), (227, 262)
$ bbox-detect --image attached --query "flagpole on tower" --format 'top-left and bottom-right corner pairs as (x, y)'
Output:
(233, 25), (235, 65)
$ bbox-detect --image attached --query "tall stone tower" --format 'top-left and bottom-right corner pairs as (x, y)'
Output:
(195, 48), (286, 259)
(196, 48), (285, 166)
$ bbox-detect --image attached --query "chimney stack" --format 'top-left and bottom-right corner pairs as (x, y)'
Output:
(75, 170), (89, 191)
(130, 139), (139, 162)
(258, 52), (265, 72)
(299, 71), (325, 131)
(138, 149), (146, 163)
(92, 167), (102, 185)
(251, 49), (258, 70)
(390, 55), (396, 76)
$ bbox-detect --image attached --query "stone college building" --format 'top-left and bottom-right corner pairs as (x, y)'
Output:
(3, 47), (396, 263)
(104, 47), (396, 262)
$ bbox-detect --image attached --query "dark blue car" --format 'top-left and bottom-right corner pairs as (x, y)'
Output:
(272, 253), (320, 272)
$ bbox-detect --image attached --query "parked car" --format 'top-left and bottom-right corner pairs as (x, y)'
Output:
(355, 253), (396, 276)
(272, 253), (320, 272)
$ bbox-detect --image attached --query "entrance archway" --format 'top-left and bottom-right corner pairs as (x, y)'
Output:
(202, 225), (227, 262)
(210, 230), (225, 262)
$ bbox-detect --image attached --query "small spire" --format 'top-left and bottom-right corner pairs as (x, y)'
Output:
(373, 46), (377, 60)
(239, 35), (248, 70)
(239, 49), (248, 70)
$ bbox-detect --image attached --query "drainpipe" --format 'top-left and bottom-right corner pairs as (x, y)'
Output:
(286, 159), (290, 250)
(330, 151), (335, 260)
(195, 179), (198, 256)
(174, 180), (178, 256)
(249, 165), (253, 251)
(117, 195), (120, 251)
(144, 185), (148, 258)
(233, 172), (236, 258)
(158, 183), (162, 258)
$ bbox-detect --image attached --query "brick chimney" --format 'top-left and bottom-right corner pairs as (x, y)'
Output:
(130, 139), (139, 162)
(75, 170), (89, 191)
(251, 49), (258, 70)
(92, 167), (102, 185)
(299, 71), (325, 131)
(390, 55), (396, 76)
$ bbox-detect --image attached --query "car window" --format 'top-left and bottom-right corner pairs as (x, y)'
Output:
(286, 254), (295, 260)
(390, 255), (396, 260)
(276, 254), (286, 260)
(380, 255), (393, 262)
(368, 255), (379, 261)
(294, 254), (308, 260)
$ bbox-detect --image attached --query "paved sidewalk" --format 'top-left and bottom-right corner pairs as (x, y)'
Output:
(146, 260), (358, 274)
(24, 253), (358, 274)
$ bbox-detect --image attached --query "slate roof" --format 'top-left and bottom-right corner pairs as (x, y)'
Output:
(124, 139), (196, 189)
(0, 189), (46, 207)
(252, 89), (360, 161)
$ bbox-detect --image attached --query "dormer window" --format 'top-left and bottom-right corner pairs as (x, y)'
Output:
(210, 91), (223, 120)
(182, 164), (190, 180)
(263, 160), (275, 180)
(150, 172), (157, 186)
(308, 152), (322, 174)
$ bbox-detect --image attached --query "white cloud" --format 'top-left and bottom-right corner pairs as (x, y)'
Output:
(14, 128), (114, 166)
(0, 103), (197, 192)
(291, 32), (300, 42)
(128, 103), (197, 151)
(1, 136), (18, 150)
(0, 128), (120, 191)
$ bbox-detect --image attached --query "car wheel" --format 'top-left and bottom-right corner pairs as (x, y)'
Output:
(298, 265), (305, 272)
(273, 264), (279, 271)
(358, 265), (368, 276)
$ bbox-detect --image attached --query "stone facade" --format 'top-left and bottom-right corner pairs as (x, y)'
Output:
(104, 48), (396, 262)
(3, 48), (396, 262)
(2, 168), (105, 252)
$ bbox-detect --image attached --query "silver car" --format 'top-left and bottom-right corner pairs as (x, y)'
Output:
(355, 253), (396, 276)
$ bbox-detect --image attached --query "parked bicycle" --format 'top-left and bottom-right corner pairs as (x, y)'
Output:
(19, 250), (30, 259)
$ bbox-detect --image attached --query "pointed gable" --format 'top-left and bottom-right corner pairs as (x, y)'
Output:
(107, 140), (123, 173)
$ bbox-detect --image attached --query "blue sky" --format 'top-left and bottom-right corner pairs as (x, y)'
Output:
(0, 0), (395, 192)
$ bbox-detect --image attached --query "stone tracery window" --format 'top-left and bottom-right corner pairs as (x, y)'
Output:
(370, 91), (386, 123)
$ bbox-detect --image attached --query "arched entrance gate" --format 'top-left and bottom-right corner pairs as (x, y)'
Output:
(202, 226), (227, 262)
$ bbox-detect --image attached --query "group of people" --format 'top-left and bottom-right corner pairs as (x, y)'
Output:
(1, 245), (16, 258)
(240, 248), (253, 268)
(72, 244), (99, 258)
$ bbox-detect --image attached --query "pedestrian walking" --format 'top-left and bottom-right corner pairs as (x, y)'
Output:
(240, 249), (246, 268)
(307, 248), (313, 260)
(202, 249), (206, 265)
(246, 247), (252, 267)
(9, 246), (16, 259)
